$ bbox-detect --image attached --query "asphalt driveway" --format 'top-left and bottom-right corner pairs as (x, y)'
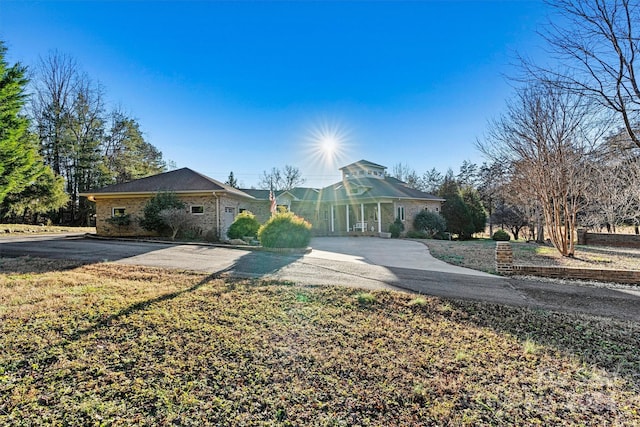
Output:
(1, 233), (638, 321)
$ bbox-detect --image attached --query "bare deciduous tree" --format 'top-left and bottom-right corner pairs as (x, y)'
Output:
(479, 83), (607, 256)
(258, 165), (305, 191)
(526, 0), (640, 148)
(159, 208), (195, 241)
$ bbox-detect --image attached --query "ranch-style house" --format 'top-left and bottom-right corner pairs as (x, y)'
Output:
(82, 160), (444, 238)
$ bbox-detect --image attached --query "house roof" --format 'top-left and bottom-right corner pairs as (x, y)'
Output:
(81, 161), (444, 205)
(339, 159), (387, 171)
(240, 187), (320, 201)
(318, 176), (444, 203)
(82, 168), (254, 199)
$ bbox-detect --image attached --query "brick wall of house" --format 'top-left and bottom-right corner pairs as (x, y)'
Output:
(95, 194), (241, 238)
(399, 200), (443, 233)
(96, 197), (155, 237)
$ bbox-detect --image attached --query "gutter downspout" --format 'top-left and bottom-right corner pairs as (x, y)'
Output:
(213, 192), (221, 239)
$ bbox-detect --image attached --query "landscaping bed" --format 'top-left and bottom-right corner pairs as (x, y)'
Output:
(1, 258), (638, 425)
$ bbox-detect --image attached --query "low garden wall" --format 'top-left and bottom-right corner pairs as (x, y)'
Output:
(577, 229), (640, 248)
(495, 242), (640, 285)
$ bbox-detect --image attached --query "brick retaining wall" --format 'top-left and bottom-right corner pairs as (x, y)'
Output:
(495, 241), (640, 285)
(577, 229), (640, 248)
(511, 265), (640, 285)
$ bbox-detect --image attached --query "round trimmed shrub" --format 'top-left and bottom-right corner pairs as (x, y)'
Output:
(258, 211), (312, 248)
(492, 229), (511, 241)
(413, 210), (447, 238)
(227, 211), (260, 239)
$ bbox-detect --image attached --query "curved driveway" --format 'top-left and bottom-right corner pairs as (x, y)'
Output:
(1, 234), (638, 321)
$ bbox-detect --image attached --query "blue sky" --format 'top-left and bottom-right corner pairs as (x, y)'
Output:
(1, 1), (549, 188)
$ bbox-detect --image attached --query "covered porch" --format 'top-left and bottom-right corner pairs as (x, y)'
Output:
(326, 201), (396, 236)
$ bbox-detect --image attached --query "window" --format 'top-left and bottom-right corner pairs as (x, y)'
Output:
(191, 205), (204, 215)
(112, 207), (126, 217)
(396, 206), (405, 221)
(239, 208), (247, 214)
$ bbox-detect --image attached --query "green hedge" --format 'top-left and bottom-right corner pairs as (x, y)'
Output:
(258, 212), (312, 248)
(227, 211), (260, 239)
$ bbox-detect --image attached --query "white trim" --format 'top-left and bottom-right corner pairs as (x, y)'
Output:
(190, 205), (204, 215)
(112, 207), (126, 217)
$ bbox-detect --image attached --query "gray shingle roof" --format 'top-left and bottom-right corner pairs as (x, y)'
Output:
(318, 176), (444, 203)
(83, 168), (253, 199)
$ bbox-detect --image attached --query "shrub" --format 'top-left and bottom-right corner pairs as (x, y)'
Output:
(413, 211), (447, 238)
(204, 228), (219, 242)
(158, 208), (194, 240)
(258, 211), (312, 248)
(388, 217), (405, 238)
(492, 229), (511, 241)
(227, 211), (261, 239)
(106, 213), (131, 228)
(405, 230), (428, 239)
(139, 192), (185, 235)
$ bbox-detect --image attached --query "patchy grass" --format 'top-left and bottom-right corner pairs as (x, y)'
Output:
(0, 223), (95, 236)
(1, 258), (639, 425)
(423, 239), (640, 274)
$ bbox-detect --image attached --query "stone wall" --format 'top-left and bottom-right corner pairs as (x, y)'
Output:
(577, 229), (640, 248)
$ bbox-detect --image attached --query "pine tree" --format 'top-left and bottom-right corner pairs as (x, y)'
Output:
(0, 41), (41, 204)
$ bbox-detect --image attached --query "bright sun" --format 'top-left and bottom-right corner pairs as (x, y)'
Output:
(305, 119), (350, 169)
(321, 136), (337, 156)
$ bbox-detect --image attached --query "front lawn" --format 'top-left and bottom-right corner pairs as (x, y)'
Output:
(422, 238), (640, 274)
(1, 257), (638, 425)
(0, 223), (95, 235)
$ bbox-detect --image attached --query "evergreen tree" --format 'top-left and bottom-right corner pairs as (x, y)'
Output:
(0, 42), (43, 204)
(225, 171), (239, 188)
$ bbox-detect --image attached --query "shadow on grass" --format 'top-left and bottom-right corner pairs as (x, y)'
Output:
(0, 256), (88, 274)
(448, 299), (640, 391)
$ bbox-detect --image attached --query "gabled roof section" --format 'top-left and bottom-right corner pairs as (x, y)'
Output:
(83, 168), (253, 199)
(240, 187), (320, 202)
(319, 176), (444, 203)
(339, 160), (387, 171)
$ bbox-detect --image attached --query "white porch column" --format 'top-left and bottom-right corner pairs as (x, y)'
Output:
(346, 204), (350, 232)
(377, 202), (382, 233)
(330, 204), (335, 233)
(360, 203), (365, 233)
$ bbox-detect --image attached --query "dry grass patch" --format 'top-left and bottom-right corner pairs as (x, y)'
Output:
(0, 223), (95, 236)
(423, 239), (640, 274)
(1, 259), (639, 425)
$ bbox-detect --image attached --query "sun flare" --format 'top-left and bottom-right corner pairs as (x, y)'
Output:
(304, 119), (351, 169)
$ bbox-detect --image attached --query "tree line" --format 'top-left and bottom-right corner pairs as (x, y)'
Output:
(0, 42), (167, 226)
(401, 0), (640, 257)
